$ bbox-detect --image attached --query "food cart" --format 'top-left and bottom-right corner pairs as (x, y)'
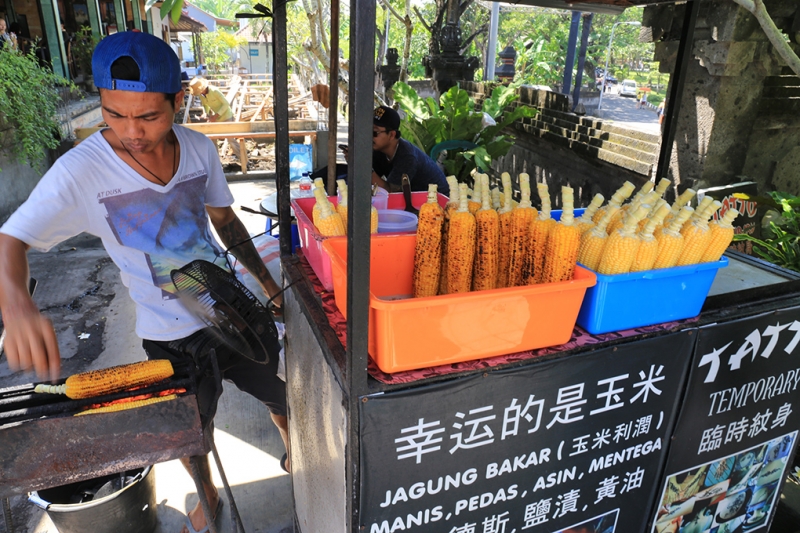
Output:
(263, 0), (800, 531)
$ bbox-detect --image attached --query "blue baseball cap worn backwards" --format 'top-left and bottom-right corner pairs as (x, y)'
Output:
(92, 32), (182, 94)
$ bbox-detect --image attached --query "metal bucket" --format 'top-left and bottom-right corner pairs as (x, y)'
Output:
(29, 466), (157, 533)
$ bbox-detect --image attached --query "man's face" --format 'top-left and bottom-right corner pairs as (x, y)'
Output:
(100, 89), (181, 153)
(0, 20), (7, 33)
(372, 125), (393, 151)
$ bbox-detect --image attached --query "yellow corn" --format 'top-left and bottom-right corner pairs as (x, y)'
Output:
(496, 173), (514, 288)
(677, 200), (722, 266)
(468, 176), (482, 215)
(508, 173), (538, 286)
(631, 204), (671, 272)
(575, 193), (605, 234)
(681, 196), (715, 231)
(438, 176), (460, 295)
(653, 207), (694, 269)
(629, 181), (655, 205)
(311, 178), (326, 225)
(413, 184), (445, 298)
(313, 187), (346, 236)
(522, 183), (555, 284)
(610, 191), (659, 234)
(371, 206), (379, 234)
(76, 394), (178, 416)
(542, 186), (582, 283)
(578, 206), (619, 271)
(653, 178), (671, 198)
(336, 179), (349, 234)
(35, 360), (174, 400)
(663, 188), (696, 228)
(700, 208), (739, 263)
(597, 205), (650, 275)
(473, 175), (499, 291)
(447, 183), (477, 293)
(593, 181), (635, 223)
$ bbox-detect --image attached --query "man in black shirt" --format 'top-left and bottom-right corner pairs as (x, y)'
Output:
(371, 106), (450, 196)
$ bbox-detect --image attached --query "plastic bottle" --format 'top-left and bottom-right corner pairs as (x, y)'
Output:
(298, 173), (313, 197)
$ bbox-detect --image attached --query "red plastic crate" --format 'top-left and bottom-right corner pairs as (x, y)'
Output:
(293, 192), (447, 291)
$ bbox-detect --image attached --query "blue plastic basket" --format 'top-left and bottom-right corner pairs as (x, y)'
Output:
(550, 208), (584, 221)
(575, 257), (728, 334)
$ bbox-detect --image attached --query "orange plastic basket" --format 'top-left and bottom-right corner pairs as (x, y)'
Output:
(322, 234), (596, 373)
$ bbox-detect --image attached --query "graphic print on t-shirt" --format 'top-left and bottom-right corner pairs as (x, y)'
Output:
(99, 175), (226, 298)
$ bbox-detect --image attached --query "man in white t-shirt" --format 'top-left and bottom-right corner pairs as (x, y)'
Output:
(0, 32), (289, 533)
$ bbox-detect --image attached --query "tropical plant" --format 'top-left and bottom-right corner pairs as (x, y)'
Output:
(733, 191), (800, 273)
(72, 26), (101, 79)
(393, 81), (536, 184)
(0, 46), (72, 169)
(200, 30), (248, 74)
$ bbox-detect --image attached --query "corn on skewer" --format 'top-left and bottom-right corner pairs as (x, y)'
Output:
(438, 176), (460, 295)
(468, 176), (482, 215)
(491, 187), (501, 210)
(653, 207), (694, 269)
(653, 178), (671, 199)
(575, 193), (605, 234)
(473, 175), (500, 291)
(76, 394), (178, 416)
(336, 179), (349, 234)
(311, 178), (326, 225)
(313, 187), (346, 236)
(593, 181), (636, 223)
(496, 173), (515, 288)
(597, 205), (650, 275)
(446, 183), (477, 293)
(663, 188), (697, 227)
(700, 209), (739, 263)
(523, 183), (556, 284)
(542, 186), (582, 283)
(610, 191), (659, 234)
(508, 173), (537, 286)
(677, 200), (722, 266)
(629, 181), (655, 205)
(682, 196), (715, 230)
(413, 184), (445, 298)
(35, 360), (174, 399)
(577, 206), (620, 271)
(631, 204), (671, 272)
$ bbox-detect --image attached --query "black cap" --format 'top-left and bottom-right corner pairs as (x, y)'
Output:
(373, 106), (400, 131)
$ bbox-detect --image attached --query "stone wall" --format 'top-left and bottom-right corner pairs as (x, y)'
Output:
(643, 0), (800, 194)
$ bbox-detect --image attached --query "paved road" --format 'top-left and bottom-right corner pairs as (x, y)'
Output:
(589, 92), (661, 137)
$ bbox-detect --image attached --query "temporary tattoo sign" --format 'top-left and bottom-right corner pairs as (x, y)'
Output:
(359, 332), (694, 533)
(651, 307), (800, 533)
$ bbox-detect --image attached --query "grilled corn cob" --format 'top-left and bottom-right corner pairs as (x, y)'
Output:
(496, 173), (515, 288)
(653, 207), (694, 269)
(593, 181), (636, 223)
(577, 206), (620, 271)
(597, 205), (650, 275)
(446, 183), (477, 293)
(677, 200), (722, 266)
(542, 186), (581, 283)
(523, 183), (556, 284)
(473, 175), (499, 291)
(313, 187), (346, 236)
(468, 176), (482, 215)
(491, 187), (502, 210)
(631, 204), (671, 272)
(76, 394), (178, 416)
(438, 176), (460, 295)
(413, 184), (445, 298)
(700, 208), (739, 263)
(35, 360), (174, 399)
(508, 173), (538, 286)
(575, 194), (605, 234)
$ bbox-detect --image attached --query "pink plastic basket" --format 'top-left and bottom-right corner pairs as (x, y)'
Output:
(292, 191), (447, 291)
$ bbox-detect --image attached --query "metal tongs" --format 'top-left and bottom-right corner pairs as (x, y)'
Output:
(401, 175), (419, 215)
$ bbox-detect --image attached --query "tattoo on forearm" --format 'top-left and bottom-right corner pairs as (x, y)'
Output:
(217, 217), (274, 290)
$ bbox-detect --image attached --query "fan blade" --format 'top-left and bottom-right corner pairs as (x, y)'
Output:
(254, 3), (272, 15)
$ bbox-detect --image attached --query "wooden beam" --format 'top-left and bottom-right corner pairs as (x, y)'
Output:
(74, 119), (319, 139)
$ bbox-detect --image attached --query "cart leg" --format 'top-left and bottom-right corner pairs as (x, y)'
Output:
(188, 457), (219, 533)
(207, 433), (247, 533)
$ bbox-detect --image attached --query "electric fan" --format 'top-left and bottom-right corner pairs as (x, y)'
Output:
(170, 260), (281, 364)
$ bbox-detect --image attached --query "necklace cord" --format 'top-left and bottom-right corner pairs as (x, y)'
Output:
(120, 132), (177, 186)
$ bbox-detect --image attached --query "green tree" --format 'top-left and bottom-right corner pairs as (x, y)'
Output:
(200, 30), (248, 73)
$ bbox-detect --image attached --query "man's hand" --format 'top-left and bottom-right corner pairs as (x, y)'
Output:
(0, 234), (61, 380)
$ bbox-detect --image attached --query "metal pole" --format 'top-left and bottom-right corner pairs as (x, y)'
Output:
(562, 11), (580, 95)
(272, 0), (292, 257)
(572, 13), (593, 110)
(484, 2), (499, 81)
(326, 0), (340, 196)
(346, 0), (375, 528)
(655, 0), (701, 181)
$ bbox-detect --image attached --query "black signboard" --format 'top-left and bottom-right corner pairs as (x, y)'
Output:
(360, 331), (695, 533)
(651, 307), (800, 533)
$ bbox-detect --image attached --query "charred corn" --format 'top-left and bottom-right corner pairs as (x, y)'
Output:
(653, 207), (694, 269)
(473, 175), (500, 291)
(575, 194), (605, 234)
(508, 173), (538, 286)
(35, 360), (174, 400)
(76, 394), (178, 416)
(597, 205), (650, 275)
(413, 184), (445, 298)
(542, 186), (582, 283)
(313, 187), (346, 236)
(446, 183), (477, 293)
(496, 173), (515, 288)
(439, 176), (460, 295)
(577, 206), (620, 271)
(700, 208), (739, 262)
(631, 204), (671, 272)
(523, 183), (556, 284)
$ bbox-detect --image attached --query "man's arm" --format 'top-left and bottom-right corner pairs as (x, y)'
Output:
(0, 233), (60, 380)
(206, 206), (283, 307)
